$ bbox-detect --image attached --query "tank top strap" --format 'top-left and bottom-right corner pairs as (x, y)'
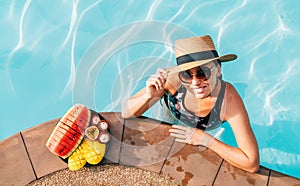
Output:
(214, 80), (226, 115)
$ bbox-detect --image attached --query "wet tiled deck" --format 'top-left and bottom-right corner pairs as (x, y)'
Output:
(1, 112), (300, 186)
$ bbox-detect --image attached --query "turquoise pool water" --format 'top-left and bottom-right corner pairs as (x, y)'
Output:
(1, 0), (300, 179)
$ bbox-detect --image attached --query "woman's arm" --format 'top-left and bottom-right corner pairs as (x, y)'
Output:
(121, 87), (164, 118)
(169, 83), (260, 173)
(210, 83), (259, 172)
(121, 68), (169, 118)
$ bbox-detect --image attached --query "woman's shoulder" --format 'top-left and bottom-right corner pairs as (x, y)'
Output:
(222, 81), (247, 118)
(224, 81), (241, 99)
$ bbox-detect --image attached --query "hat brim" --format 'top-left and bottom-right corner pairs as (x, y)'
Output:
(167, 54), (237, 74)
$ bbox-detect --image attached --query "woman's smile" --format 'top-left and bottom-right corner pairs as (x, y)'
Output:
(189, 84), (209, 97)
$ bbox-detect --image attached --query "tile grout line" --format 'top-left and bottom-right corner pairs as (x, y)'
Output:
(266, 169), (271, 186)
(20, 132), (38, 180)
(212, 159), (224, 186)
(158, 131), (176, 175)
(117, 118), (126, 165)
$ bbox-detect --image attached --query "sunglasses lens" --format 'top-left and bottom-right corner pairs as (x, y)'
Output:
(179, 71), (192, 82)
(178, 66), (213, 83)
(197, 67), (210, 80)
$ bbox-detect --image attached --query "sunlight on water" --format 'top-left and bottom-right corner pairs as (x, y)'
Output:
(60, 0), (103, 99)
(1, 0), (300, 179)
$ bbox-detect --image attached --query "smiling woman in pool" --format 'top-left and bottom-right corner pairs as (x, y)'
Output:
(122, 35), (260, 173)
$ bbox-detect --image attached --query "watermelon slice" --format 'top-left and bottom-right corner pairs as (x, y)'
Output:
(57, 121), (82, 136)
(46, 104), (91, 158)
(47, 138), (73, 157)
(60, 104), (91, 133)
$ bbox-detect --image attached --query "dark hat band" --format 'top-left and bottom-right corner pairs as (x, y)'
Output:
(176, 50), (219, 65)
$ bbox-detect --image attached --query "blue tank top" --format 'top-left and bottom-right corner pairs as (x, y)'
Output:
(163, 80), (226, 131)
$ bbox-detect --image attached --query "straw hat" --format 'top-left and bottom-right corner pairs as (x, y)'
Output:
(168, 35), (237, 74)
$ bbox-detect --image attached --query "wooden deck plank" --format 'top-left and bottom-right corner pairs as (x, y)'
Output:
(268, 170), (300, 186)
(161, 142), (223, 186)
(0, 133), (36, 185)
(119, 117), (174, 173)
(21, 119), (68, 179)
(100, 112), (124, 164)
(213, 161), (270, 186)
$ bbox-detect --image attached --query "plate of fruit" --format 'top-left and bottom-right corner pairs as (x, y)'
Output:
(46, 104), (111, 170)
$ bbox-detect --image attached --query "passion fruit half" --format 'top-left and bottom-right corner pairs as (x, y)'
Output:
(85, 126), (99, 141)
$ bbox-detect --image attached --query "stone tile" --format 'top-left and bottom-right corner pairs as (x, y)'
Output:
(214, 161), (269, 186)
(21, 119), (68, 179)
(99, 112), (124, 164)
(119, 117), (174, 173)
(0, 133), (36, 185)
(268, 170), (300, 185)
(161, 142), (223, 186)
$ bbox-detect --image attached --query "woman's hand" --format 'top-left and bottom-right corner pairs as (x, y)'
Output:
(169, 125), (214, 147)
(145, 68), (168, 99)
(121, 68), (170, 118)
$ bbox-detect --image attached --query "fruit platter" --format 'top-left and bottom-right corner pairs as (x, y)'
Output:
(46, 104), (111, 170)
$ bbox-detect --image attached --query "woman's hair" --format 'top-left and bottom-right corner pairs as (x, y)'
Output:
(214, 60), (223, 80)
(215, 59), (221, 67)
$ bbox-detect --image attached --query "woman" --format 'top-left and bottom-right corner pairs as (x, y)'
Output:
(121, 35), (260, 173)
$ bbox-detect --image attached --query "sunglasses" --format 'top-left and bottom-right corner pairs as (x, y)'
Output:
(178, 65), (216, 83)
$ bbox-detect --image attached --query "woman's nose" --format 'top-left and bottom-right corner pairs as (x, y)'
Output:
(191, 76), (201, 85)
(191, 75), (204, 85)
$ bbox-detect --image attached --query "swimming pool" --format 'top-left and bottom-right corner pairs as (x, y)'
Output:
(1, 0), (300, 179)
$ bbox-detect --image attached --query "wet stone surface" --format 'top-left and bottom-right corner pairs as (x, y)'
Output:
(161, 143), (223, 186)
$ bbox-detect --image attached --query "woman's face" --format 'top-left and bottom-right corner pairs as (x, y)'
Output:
(181, 61), (220, 99)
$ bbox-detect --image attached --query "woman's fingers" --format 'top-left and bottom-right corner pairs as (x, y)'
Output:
(146, 74), (166, 90)
(169, 128), (187, 135)
(153, 75), (165, 89)
(147, 78), (162, 90)
(144, 68), (168, 98)
(157, 68), (168, 78)
(170, 131), (189, 143)
(171, 125), (188, 131)
(170, 132), (186, 139)
(169, 125), (195, 144)
(170, 125), (214, 147)
(174, 138), (189, 143)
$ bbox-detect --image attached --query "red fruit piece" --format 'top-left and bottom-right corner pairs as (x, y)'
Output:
(46, 104), (91, 158)
(58, 121), (82, 136)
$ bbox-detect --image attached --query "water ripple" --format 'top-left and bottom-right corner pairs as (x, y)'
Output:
(145, 0), (161, 20)
(250, 12), (290, 53)
(6, 0), (32, 94)
(60, 0), (103, 99)
(215, 0), (248, 49)
(9, 0), (15, 17)
(13, 0), (31, 52)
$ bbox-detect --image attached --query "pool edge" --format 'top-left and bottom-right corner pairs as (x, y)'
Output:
(1, 112), (299, 185)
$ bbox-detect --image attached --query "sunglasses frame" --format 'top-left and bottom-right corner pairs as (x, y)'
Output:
(178, 65), (216, 83)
